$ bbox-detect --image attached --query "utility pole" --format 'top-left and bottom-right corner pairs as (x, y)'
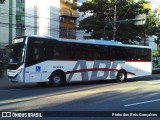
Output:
(113, 0), (117, 40)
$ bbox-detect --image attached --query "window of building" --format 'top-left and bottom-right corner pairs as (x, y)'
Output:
(16, 0), (24, 3)
(60, 27), (76, 38)
(64, 0), (74, 4)
(68, 28), (76, 37)
(60, 27), (68, 37)
(70, 19), (75, 24)
(16, 7), (24, 12)
(21, 16), (25, 20)
(59, 17), (64, 22)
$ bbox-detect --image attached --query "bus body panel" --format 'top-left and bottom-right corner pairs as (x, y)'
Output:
(8, 61), (152, 83)
(122, 61), (152, 78)
(21, 60), (152, 83)
(7, 35), (152, 84)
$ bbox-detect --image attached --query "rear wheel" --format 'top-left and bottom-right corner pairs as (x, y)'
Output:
(116, 70), (127, 82)
(49, 72), (65, 87)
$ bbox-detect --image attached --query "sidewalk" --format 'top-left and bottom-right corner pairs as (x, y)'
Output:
(0, 70), (9, 87)
(0, 70), (30, 89)
(0, 69), (38, 89)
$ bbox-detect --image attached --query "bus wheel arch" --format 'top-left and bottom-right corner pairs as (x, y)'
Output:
(49, 70), (66, 87)
(116, 69), (127, 82)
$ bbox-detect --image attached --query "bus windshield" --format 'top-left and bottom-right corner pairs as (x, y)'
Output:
(9, 42), (25, 65)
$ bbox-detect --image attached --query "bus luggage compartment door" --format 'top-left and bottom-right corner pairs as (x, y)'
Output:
(29, 73), (42, 82)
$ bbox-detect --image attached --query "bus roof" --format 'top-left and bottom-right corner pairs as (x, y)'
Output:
(25, 35), (152, 49)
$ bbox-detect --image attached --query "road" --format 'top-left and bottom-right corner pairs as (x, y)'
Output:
(0, 72), (160, 120)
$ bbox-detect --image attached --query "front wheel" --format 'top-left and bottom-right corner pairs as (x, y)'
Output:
(116, 70), (127, 82)
(49, 72), (65, 87)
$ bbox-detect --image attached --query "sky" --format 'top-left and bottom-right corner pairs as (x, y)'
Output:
(135, 0), (160, 10)
(150, 0), (160, 10)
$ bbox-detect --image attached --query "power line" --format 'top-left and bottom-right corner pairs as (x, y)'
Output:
(0, 22), (61, 30)
(0, 4), (61, 17)
(0, 8), (60, 22)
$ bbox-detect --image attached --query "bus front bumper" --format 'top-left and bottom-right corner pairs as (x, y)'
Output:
(7, 69), (22, 82)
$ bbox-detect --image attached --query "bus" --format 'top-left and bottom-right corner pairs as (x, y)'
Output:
(7, 35), (152, 86)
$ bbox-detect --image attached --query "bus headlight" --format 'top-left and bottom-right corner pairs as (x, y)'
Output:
(7, 68), (23, 77)
(17, 68), (22, 74)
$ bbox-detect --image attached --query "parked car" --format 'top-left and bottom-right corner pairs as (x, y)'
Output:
(152, 65), (160, 74)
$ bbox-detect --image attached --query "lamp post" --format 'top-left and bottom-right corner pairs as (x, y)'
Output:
(103, 23), (109, 40)
(113, 0), (117, 40)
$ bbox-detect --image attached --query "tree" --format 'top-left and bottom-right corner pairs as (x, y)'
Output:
(144, 14), (159, 35)
(76, 0), (159, 42)
(0, 0), (5, 4)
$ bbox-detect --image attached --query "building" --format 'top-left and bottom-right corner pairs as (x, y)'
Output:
(25, 0), (60, 38)
(0, 0), (25, 47)
(25, 0), (81, 39)
(0, 0), (88, 48)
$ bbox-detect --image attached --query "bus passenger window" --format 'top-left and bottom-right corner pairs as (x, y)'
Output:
(110, 47), (116, 60)
(54, 49), (60, 58)
(34, 48), (39, 60)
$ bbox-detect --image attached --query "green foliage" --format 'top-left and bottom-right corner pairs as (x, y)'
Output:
(0, 0), (5, 4)
(77, 0), (159, 41)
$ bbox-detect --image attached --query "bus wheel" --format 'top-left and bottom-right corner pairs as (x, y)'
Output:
(49, 72), (65, 87)
(116, 70), (127, 82)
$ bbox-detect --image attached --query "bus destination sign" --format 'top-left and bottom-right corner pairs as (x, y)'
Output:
(13, 38), (24, 43)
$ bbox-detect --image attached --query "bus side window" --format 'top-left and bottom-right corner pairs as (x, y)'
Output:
(110, 47), (116, 60)
(53, 44), (67, 59)
(44, 46), (54, 60)
(26, 46), (44, 66)
(66, 43), (74, 60)
(116, 47), (122, 60)
(34, 48), (39, 60)
(54, 48), (60, 59)
(145, 49), (151, 60)
(32, 47), (44, 61)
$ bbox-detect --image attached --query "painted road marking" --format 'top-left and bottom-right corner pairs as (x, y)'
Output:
(124, 99), (160, 107)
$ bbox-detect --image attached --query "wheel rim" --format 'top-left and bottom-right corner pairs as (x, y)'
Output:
(119, 73), (125, 81)
(53, 76), (61, 84)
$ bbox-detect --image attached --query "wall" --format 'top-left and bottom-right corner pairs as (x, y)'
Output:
(0, 0), (9, 47)
(25, 0), (35, 35)
(25, 0), (60, 38)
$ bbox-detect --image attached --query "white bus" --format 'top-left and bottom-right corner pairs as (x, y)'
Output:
(7, 35), (152, 86)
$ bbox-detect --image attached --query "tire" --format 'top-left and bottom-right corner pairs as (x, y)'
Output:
(49, 72), (65, 87)
(116, 70), (127, 82)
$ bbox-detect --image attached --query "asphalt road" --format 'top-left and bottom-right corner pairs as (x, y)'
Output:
(0, 72), (160, 120)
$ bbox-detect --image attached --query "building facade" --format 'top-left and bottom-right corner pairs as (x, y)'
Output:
(0, 0), (88, 48)
(0, 0), (15, 47)
(25, 0), (60, 38)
